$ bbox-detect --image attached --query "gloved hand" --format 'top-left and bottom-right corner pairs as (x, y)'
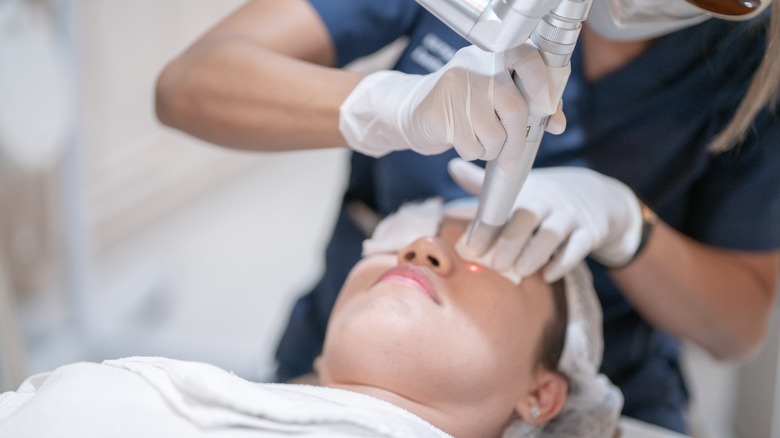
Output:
(448, 159), (643, 282)
(339, 44), (566, 170)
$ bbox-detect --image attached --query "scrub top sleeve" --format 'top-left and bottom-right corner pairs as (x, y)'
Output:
(308, 0), (420, 67)
(685, 109), (780, 251)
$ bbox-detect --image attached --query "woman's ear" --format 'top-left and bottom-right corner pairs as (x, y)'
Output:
(313, 356), (325, 378)
(516, 368), (568, 426)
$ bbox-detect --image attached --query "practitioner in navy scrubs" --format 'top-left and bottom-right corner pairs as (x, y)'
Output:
(155, 0), (780, 432)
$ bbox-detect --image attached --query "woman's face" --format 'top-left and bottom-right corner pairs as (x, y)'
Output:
(317, 217), (556, 414)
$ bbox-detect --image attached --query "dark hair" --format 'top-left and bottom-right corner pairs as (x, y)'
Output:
(535, 277), (568, 373)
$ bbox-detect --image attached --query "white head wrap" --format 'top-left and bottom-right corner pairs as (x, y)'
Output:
(360, 197), (623, 438)
(503, 262), (624, 438)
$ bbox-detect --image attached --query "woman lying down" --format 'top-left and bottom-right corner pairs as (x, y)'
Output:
(0, 198), (622, 438)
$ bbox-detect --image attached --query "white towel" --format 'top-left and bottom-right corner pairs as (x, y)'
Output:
(0, 357), (451, 438)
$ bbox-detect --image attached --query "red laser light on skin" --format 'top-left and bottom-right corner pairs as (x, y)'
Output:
(467, 263), (481, 273)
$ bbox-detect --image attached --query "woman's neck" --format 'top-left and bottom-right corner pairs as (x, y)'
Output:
(580, 24), (655, 81)
(328, 382), (510, 438)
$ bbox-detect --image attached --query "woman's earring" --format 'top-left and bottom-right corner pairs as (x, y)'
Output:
(529, 402), (540, 420)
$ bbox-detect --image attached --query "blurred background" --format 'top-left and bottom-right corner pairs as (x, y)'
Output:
(0, 1), (778, 437)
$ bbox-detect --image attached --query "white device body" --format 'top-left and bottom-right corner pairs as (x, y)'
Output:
(415, 0), (565, 52)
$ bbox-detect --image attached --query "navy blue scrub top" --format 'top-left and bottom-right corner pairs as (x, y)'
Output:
(275, 1), (780, 433)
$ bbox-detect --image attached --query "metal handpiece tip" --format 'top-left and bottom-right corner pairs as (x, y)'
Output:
(464, 220), (501, 255)
(465, 219), (481, 247)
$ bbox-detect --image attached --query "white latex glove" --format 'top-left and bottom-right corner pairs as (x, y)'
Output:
(339, 44), (566, 170)
(448, 159), (643, 282)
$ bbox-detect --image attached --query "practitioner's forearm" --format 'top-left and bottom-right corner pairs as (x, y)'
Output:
(155, 0), (363, 152)
(611, 221), (780, 361)
(156, 38), (362, 151)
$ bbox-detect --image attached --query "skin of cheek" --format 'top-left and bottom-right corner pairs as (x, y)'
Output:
(446, 263), (546, 392)
(440, 219), (552, 380)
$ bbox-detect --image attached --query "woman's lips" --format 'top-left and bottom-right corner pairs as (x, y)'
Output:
(377, 265), (440, 304)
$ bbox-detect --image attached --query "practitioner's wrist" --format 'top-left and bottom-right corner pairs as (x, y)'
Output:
(620, 201), (657, 268)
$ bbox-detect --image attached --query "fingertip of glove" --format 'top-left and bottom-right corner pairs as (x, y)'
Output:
(447, 158), (464, 176)
(546, 112), (567, 135)
(447, 158), (476, 178)
(455, 233), (482, 260)
(542, 266), (564, 284)
(489, 241), (513, 272)
(447, 157), (466, 168)
(515, 260), (535, 279)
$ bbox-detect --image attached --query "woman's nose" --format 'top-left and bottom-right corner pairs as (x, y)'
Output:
(398, 237), (453, 275)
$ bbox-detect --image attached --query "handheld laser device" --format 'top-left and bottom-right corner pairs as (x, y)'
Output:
(416, 0), (593, 249)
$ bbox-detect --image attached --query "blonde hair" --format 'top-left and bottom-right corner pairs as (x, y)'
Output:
(709, 5), (780, 153)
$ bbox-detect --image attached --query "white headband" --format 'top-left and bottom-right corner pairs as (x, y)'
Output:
(507, 262), (623, 438)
